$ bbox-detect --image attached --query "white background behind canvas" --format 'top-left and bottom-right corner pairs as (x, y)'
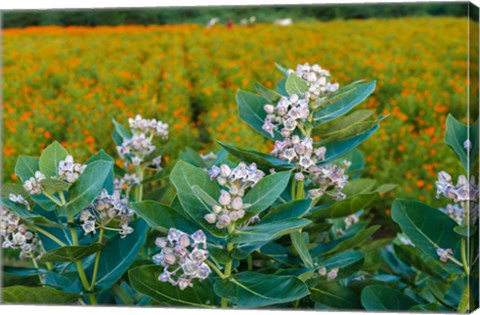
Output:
(0, 1), (478, 315)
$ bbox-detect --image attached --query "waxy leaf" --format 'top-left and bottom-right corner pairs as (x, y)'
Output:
(291, 230), (314, 267)
(170, 161), (226, 238)
(393, 244), (448, 278)
(112, 118), (132, 146)
(444, 114), (478, 171)
(40, 243), (102, 262)
(86, 150), (115, 194)
(243, 171), (291, 215)
(285, 73), (309, 95)
(361, 285), (418, 310)
(214, 272), (309, 308)
(2, 285), (80, 304)
(310, 281), (362, 309)
(229, 218), (311, 244)
(129, 265), (218, 307)
(15, 155), (40, 182)
(262, 199), (312, 223)
(40, 178), (72, 194)
(310, 193), (377, 219)
(253, 82), (282, 103)
(59, 160), (113, 217)
(217, 141), (290, 170)
(39, 141), (69, 177)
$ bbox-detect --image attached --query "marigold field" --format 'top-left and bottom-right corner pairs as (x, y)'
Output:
(3, 17), (471, 210)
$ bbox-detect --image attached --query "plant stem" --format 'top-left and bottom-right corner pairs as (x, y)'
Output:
(206, 260), (226, 279)
(43, 192), (64, 207)
(221, 226), (235, 308)
(89, 228), (105, 292)
(247, 255), (253, 271)
(68, 217), (92, 295)
(296, 180), (305, 200)
(461, 238), (470, 275)
(59, 192), (66, 205)
(134, 166), (144, 202)
(29, 225), (66, 247)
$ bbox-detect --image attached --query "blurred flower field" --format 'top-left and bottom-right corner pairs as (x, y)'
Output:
(3, 17), (470, 210)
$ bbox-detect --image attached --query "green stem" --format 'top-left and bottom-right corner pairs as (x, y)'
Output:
(32, 258), (43, 283)
(458, 283), (471, 313)
(43, 192), (64, 207)
(89, 228), (105, 292)
(68, 217), (91, 294)
(296, 180), (305, 200)
(206, 260), (226, 279)
(59, 192), (66, 205)
(247, 255), (253, 271)
(134, 166), (144, 202)
(221, 226), (235, 308)
(461, 238), (470, 275)
(291, 180), (296, 200)
(29, 225), (66, 247)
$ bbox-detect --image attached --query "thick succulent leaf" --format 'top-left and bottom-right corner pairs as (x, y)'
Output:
(313, 81), (376, 125)
(128, 265), (218, 308)
(285, 73), (309, 95)
(274, 62), (290, 76)
(15, 155), (40, 182)
(236, 89), (283, 140)
(229, 218), (311, 244)
(217, 141), (291, 170)
(253, 82), (282, 103)
(85, 150), (115, 194)
(310, 281), (362, 309)
(361, 285), (418, 311)
(178, 146), (208, 168)
(391, 199), (462, 272)
(44, 271), (83, 293)
(291, 230), (314, 267)
(3, 266), (47, 276)
(130, 200), (201, 234)
(444, 114), (478, 171)
(213, 272), (309, 308)
(317, 251), (365, 271)
(276, 78), (288, 96)
(170, 161), (227, 238)
(88, 219), (148, 292)
(262, 199), (311, 223)
(2, 285), (80, 304)
(40, 178), (72, 194)
(40, 243), (102, 263)
(39, 141), (69, 177)
(58, 160), (113, 217)
(112, 118), (132, 146)
(243, 171), (291, 215)
(310, 193), (377, 219)
(393, 244), (448, 278)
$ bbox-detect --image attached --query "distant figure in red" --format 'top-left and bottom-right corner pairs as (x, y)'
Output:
(226, 19), (233, 29)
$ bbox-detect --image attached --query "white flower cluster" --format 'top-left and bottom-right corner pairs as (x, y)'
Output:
(23, 171), (46, 195)
(79, 189), (134, 238)
(293, 63), (339, 105)
(58, 155), (87, 183)
(117, 133), (156, 166)
(308, 164), (349, 200)
(262, 94), (310, 138)
(153, 229), (211, 290)
(435, 171), (479, 203)
(128, 114), (169, 140)
(318, 266), (339, 281)
(441, 204), (464, 225)
(114, 173), (141, 192)
(9, 193), (30, 210)
(205, 163), (265, 228)
(1, 206), (44, 259)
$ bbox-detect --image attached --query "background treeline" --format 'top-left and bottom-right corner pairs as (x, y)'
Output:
(2, 2), (473, 28)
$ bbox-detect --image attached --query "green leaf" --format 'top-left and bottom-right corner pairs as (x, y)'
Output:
(285, 73), (308, 95)
(229, 218), (311, 244)
(130, 200), (201, 234)
(2, 285), (80, 304)
(170, 161), (227, 238)
(291, 230), (314, 267)
(178, 146), (208, 168)
(88, 219), (148, 292)
(40, 178), (72, 194)
(236, 89), (283, 140)
(15, 156), (40, 182)
(253, 82), (282, 103)
(262, 199), (312, 223)
(58, 160), (113, 217)
(317, 251), (365, 271)
(129, 265), (217, 307)
(453, 225), (477, 237)
(243, 171), (291, 215)
(310, 193), (377, 219)
(112, 118), (132, 145)
(313, 81), (376, 125)
(393, 244), (448, 278)
(410, 303), (448, 312)
(217, 141), (290, 170)
(321, 226), (379, 256)
(316, 117), (385, 146)
(310, 281), (362, 309)
(444, 115), (478, 171)
(192, 185), (219, 208)
(213, 271), (309, 308)
(86, 150), (115, 194)
(274, 62), (290, 76)
(40, 243), (102, 262)
(391, 199), (462, 271)
(39, 141), (69, 177)
(361, 285), (418, 310)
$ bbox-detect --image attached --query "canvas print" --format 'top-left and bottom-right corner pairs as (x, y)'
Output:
(0, 1), (479, 312)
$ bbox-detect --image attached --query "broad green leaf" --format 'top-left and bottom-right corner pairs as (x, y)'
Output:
(2, 285), (80, 304)
(453, 225), (477, 237)
(322, 226), (379, 256)
(3, 266), (47, 276)
(217, 141), (290, 170)
(253, 82), (282, 103)
(313, 81), (376, 124)
(316, 118), (384, 146)
(291, 230), (314, 267)
(58, 160), (113, 217)
(310, 281), (362, 309)
(342, 178), (377, 196)
(274, 62), (290, 75)
(40, 178), (72, 194)
(192, 185), (219, 208)
(391, 199), (462, 271)
(39, 141), (69, 177)
(15, 156), (40, 182)
(243, 171), (291, 215)
(170, 161), (226, 238)
(88, 219), (148, 292)
(40, 243), (102, 262)
(130, 200), (201, 234)
(44, 271), (83, 293)
(310, 193), (377, 219)
(361, 285), (418, 310)
(112, 118), (132, 142)
(393, 244), (448, 278)
(178, 146), (208, 168)
(236, 89), (283, 140)
(444, 114), (478, 171)
(129, 265), (218, 307)
(262, 199), (312, 223)
(213, 271), (309, 308)
(314, 109), (374, 134)
(276, 78), (288, 96)
(229, 218), (311, 244)
(317, 251), (365, 271)
(86, 150), (115, 194)
(285, 73), (308, 95)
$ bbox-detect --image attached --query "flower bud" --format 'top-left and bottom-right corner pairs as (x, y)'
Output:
(204, 213), (217, 224)
(220, 164), (232, 177)
(219, 190), (231, 206)
(231, 197), (243, 210)
(264, 104), (275, 114)
(163, 254), (177, 265)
